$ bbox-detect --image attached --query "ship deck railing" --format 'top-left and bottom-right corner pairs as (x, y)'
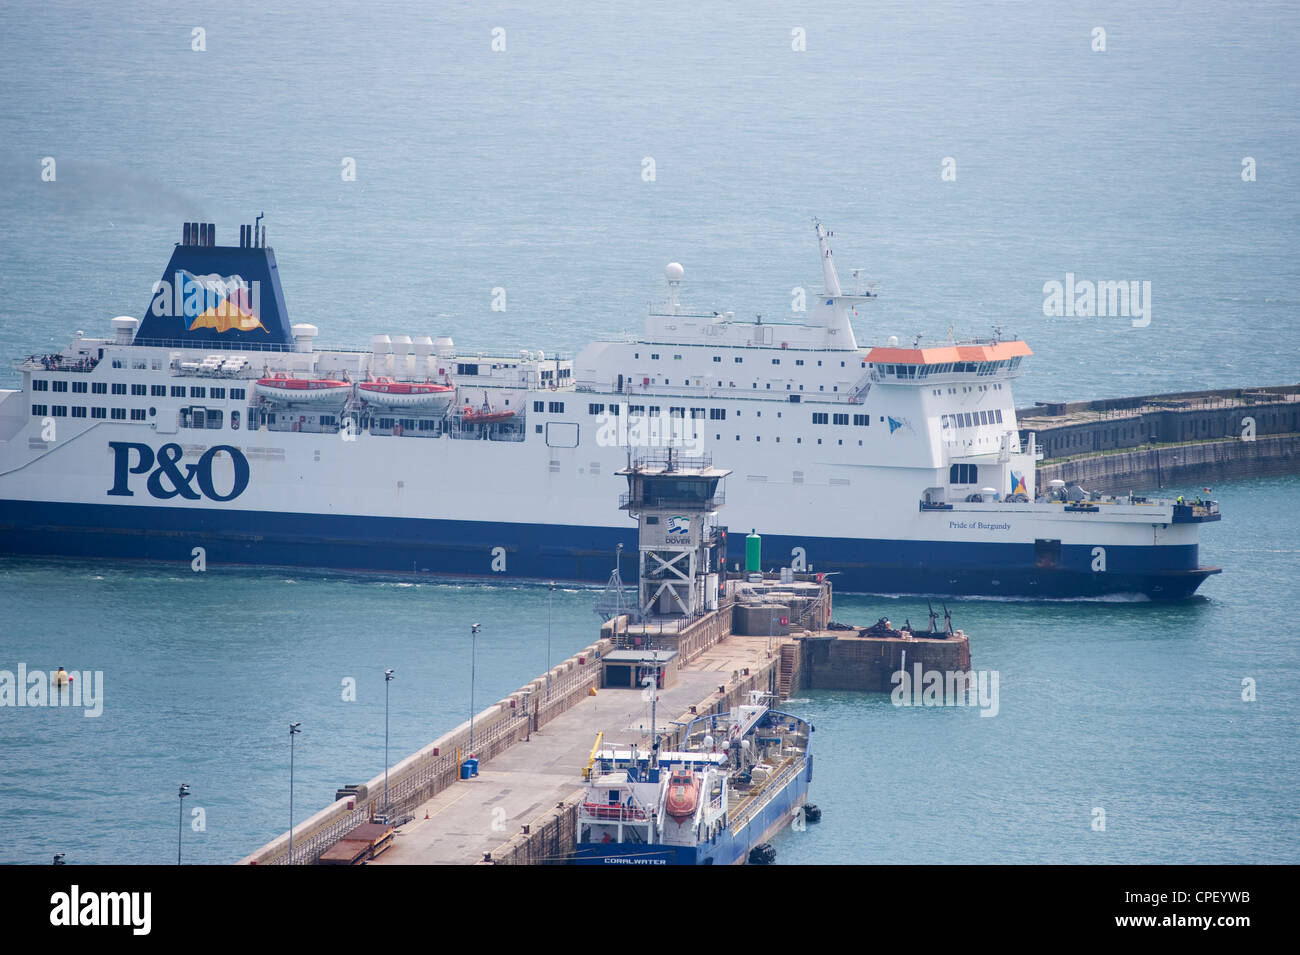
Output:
(16, 355), (101, 374)
(935, 494), (1205, 513)
(727, 753), (805, 835)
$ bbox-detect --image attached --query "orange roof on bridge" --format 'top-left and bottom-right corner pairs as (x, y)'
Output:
(864, 341), (1032, 364)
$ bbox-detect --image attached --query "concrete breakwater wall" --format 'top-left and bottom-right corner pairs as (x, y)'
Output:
(1018, 385), (1299, 460)
(1038, 434), (1300, 493)
(800, 632), (971, 693)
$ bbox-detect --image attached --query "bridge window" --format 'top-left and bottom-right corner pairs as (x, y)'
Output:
(548, 401), (564, 413)
(131, 409), (147, 421)
(91, 407), (106, 419)
(32, 379), (48, 391)
(51, 405), (66, 416)
(31, 404), (47, 416)
(853, 415), (869, 426)
(812, 413), (828, 424)
(72, 381), (87, 394)
(111, 383), (126, 395)
(72, 406), (86, 418)
(231, 388), (246, 400)
(92, 382), (107, 394)
(52, 380), (68, 392)
(131, 384), (147, 396)
(190, 387), (205, 398)
(210, 387), (226, 399)
(111, 408), (126, 420)
(151, 385), (166, 397)
(950, 464), (978, 484)
(833, 413), (849, 425)
(709, 408), (726, 420)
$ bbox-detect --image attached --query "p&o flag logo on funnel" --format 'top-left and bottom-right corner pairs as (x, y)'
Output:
(179, 270), (268, 334)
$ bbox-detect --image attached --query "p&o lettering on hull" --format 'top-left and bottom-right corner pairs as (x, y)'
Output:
(107, 442), (250, 503)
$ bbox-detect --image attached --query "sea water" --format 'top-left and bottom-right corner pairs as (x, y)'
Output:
(0, 1), (1297, 863)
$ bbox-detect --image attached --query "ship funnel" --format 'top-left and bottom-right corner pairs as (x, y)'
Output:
(135, 221), (293, 348)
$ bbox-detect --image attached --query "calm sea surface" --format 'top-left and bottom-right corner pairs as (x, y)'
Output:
(1, 1), (1297, 863)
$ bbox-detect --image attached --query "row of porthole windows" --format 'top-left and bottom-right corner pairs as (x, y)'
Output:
(942, 409), (1004, 430)
(646, 379), (842, 393)
(714, 434), (862, 446)
(636, 351), (847, 368)
(32, 404), (144, 421)
(31, 379), (245, 401)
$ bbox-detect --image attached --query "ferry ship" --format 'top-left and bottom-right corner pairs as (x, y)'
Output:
(0, 219), (1220, 598)
(572, 691), (813, 865)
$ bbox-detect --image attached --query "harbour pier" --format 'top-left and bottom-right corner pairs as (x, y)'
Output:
(238, 575), (970, 865)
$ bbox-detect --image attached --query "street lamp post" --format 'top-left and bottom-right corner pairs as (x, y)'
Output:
(288, 721), (301, 864)
(177, 783), (190, 865)
(384, 668), (394, 811)
(469, 624), (480, 752)
(546, 582), (555, 700)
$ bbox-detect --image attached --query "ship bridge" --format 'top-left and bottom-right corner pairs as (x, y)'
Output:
(865, 340), (1031, 384)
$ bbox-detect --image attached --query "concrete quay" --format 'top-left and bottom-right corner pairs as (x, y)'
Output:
(239, 575), (970, 865)
(374, 634), (785, 865)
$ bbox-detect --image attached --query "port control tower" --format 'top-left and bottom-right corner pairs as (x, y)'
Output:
(617, 449), (731, 619)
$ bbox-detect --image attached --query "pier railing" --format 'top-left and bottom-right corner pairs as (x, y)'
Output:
(246, 639), (610, 865)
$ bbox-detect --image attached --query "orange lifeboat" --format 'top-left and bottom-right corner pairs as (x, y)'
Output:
(255, 374), (351, 404)
(462, 406), (515, 424)
(665, 771), (699, 820)
(357, 377), (454, 409)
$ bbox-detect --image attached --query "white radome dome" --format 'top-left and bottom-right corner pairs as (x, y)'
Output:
(665, 262), (684, 282)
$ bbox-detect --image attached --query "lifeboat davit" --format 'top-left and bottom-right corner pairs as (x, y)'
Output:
(358, 377), (455, 410)
(665, 772), (699, 820)
(255, 374), (351, 403)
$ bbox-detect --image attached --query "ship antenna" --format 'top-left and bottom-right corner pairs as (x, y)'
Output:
(813, 219), (843, 298)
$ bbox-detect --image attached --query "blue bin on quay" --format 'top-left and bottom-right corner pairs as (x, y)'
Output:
(461, 758), (479, 779)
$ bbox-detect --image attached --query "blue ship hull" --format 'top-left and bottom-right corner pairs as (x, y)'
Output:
(571, 761), (811, 866)
(0, 499), (1215, 599)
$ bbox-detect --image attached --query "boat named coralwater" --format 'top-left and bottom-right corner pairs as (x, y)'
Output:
(573, 691), (814, 865)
